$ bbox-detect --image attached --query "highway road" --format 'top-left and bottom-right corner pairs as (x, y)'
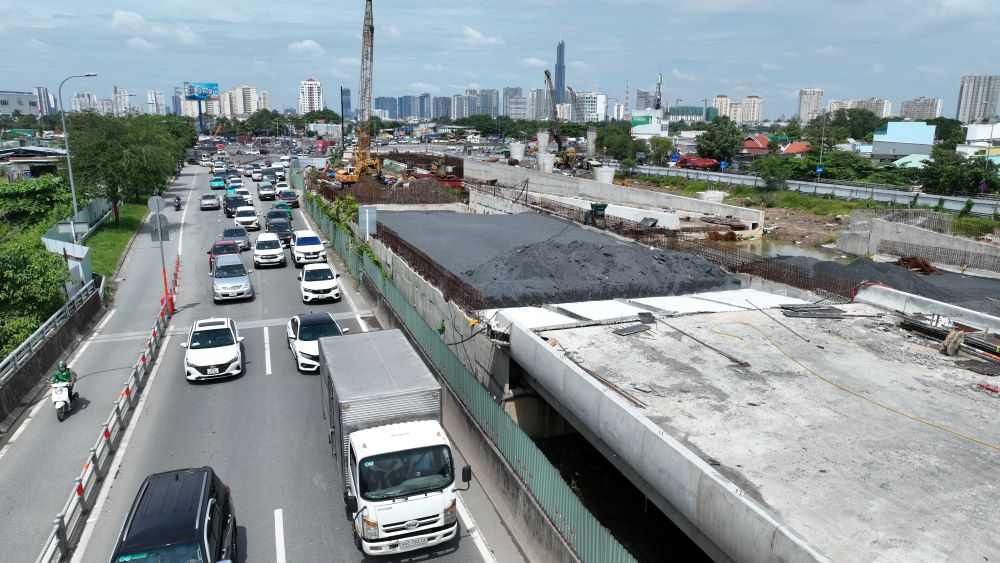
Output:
(0, 157), (524, 563)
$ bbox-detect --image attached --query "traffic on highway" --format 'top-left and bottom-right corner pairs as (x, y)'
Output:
(1, 147), (516, 563)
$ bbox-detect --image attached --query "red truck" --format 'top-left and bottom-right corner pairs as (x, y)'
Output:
(676, 156), (719, 170)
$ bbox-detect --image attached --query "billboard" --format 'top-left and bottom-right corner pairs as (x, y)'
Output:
(183, 82), (219, 101)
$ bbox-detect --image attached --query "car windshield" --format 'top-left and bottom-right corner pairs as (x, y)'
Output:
(201, 195), (215, 201)
(280, 191), (296, 199)
(296, 236), (321, 246)
(215, 263), (246, 278)
(303, 268), (334, 281)
(298, 319), (342, 341)
(358, 446), (454, 501)
(222, 227), (246, 238)
(213, 244), (238, 255)
(257, 239), (281, 250)
(188, 328), (234, 350)
(115, 542), (205, 562)
(236, 209), (255, 218)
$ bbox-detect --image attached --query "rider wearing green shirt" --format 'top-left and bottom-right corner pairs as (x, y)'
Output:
(49, 360), (77, 400)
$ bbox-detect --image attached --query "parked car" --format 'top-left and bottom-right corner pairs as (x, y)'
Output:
(211, 254), (254, 302)
(291, 229), (325, 267)
(265, 217), (293, 247)
(207, 239), (240, 269)
(253, 232), (286, 268)
(286, 312), (345, 372)
(298, 263), (341, 302)
(277, 189), (299, 208)
(108, 466), (237, 560)
(257, 181), (276, 200)
(209, 176), (227, 190)
(234, 206), (260, 230)
(219, 226), (250, 250)
(200, 193), (220, 210)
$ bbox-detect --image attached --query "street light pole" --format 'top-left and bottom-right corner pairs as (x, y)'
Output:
(817, 109), (827, 180)
(58, 72), (98, 244)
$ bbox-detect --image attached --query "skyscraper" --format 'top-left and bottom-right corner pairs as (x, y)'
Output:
(397, 95), (418, 119)
(340, 88), (352, 119)
(502, 87), (523, 116)
(146, 90), (166, 115)
(432, 96), (451, 119)
(956, 75), (1000, 123)
(298, 78), (324, 114)
(33, 87), (53, 115)
(507, 95), (527, 120)
(798, 88), (824, 123)
(479, 89), (499, 118)
(900, 97), (943, 120)
(554, 37), (566, 104)
(529, 88), (550, 120)
(258, 91), (271, 111)
(418, 93), (431, 119)
(374, 97), (397, 119)
(636, 89), (654, 111)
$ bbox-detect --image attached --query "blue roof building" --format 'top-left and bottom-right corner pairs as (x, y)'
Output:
(871, 122), (936, 162)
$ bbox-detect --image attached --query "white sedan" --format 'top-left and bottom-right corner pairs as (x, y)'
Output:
(298, 263), (341, 302)
(180, 318), (244, 381)
(286, 312), (346, 372)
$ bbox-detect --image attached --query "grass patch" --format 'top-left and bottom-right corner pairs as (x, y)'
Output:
(953, 215), (1000, 238)
(86, 203), (148, 276)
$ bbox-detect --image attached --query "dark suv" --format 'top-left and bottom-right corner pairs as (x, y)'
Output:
(223, 195), (243, 218)
(109, 466), (236, 563)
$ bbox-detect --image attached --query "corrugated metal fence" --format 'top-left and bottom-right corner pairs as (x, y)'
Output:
(305, 195), (636, 563)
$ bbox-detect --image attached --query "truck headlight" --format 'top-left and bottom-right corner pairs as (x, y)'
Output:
(443, 499), (457, 526)
(361, 516), (379, 540)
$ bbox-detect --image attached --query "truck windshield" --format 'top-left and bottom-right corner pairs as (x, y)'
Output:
(358, 445), (453, 501)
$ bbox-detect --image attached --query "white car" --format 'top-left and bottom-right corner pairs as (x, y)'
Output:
(199, 158), (212, 167)
(227, 178), (244, 189)
(180, 318), (244, 381)
(251, 170), (263, 181)
(286, 312), (346, 372)
(233, 187), (253, 205)
(234, 206), (259, 230)
(253, 232), (285, 267)
(291, 230), (326, 267)
(275, 181), (290, 191)
(298, 263), (341, 302)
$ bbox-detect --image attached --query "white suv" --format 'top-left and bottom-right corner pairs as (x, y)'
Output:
(234, 206), (259, 230)
(180, 318), (244, 381)
(253, 232), (286, 268)
(298, 263), (341, 302)
(291, 230), (326, 267)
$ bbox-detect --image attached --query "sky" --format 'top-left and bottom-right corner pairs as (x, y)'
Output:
(5, 0), (1000, 119)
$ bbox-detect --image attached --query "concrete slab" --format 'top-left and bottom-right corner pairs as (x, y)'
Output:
(554, 300), (648, 321)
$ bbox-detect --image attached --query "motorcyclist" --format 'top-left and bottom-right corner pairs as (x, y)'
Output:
(49, 360), (78, 403)
(173, 195), (182, 210)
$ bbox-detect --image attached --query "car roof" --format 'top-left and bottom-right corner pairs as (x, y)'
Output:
(117, 467), (214, 553)
(194, 318), (231, 329)
(215, 254), (244, 266)
(294, 229), (317, 237)
(201, 193), (217, 198)
(297, 312), (336, 325)
(236, 206), (255, 211)
(303, 263), (332, 271)
(256, 232), (279, 241)
(212, 239), (239, 249)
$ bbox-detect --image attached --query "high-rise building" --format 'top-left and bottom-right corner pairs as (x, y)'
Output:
(636, 89), (654, 111)
(172, 87), (183, 116)
(298, 77), (324, 114)
(574, 91), (607, 122)
(529, 88), (550, 120)
(713, 95), (731, 118)
(258, 91), (271, 111)
(612, 102), (628, 121)
(956, 75), (1000, 123)
(397, 95), (417, 119)
(70, 92), (99, 112)
(418, 93), (431, 119)
(554, 38), (566, 104)
(506, 96), (527, 120)
(374, 97), (397, 119)
(827, 97), (892, 118)
(33, 86), (53, 115)
(112, 86), (135, 116)
(742, 95), (763, 124)
(451, 95), (467, 119)
(502, 87), (523, 116)
(432, 96), (451, 119)
(900, 96), (943, 120)
(179, 98), (200, 118)
(231, 86), (259, 118)
(798, 88), (825, 123)
(478, 89), (499, 118)
(97, 99), (115, 115)
(341, 88), (352, 118)
(146, 90), (166, 115)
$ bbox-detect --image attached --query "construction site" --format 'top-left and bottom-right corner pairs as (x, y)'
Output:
(310, 1), (1000, 560)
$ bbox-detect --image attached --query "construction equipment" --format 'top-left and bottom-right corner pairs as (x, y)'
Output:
(653, 73), (662, 111)
(336, 0), (381, 185)
(212, 121), (224, 137)
(543, 69), (563, 152)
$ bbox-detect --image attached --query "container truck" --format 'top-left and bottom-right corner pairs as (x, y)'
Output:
(319, 329), (471, 555)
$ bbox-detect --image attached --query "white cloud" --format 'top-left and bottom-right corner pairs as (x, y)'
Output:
(381, 24), (402, 39)
(25, 38), (49, 51)
(110, 10), (146, 32)
(327, 67), (351, 79)
(520, 57), (547, 69)
(288, 39), (326, 57)
(868, 62), (885, 74)
(761, 62), (780, 71)
(672, 68), (699, 81)
(422, 63), (446, 72)
(814, 45), (846, 56)
(336, 57), (359, 66)
(409, 82), (440, 93)
(570, 60), (593, 73)
(127, 37), (157, 50)
(174, 26), (204, 46)
(458, 26), (503, 46)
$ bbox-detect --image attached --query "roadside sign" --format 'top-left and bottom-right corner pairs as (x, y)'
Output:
(635, 152), (647, 160)
(670, 153), (680, 162)
(147, 196), (166, 213)
(816, 165), (825, 174)
(720, 161), (729, 170)
(980, 181), (989, 192)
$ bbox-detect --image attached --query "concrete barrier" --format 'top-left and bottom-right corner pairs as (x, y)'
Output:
(855, 285), (1000, 332)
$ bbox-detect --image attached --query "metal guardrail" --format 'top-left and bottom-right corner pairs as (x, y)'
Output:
(35, 253), (181, 563)
(0, 280), (96, 381)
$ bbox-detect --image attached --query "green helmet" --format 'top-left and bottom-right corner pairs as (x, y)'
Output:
(57, 360), (68, 372)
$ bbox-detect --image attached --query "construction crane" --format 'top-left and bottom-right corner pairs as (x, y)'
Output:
(336, 0), (381, 185)
(543, 69), (564, 152)
(653, 73), (663, 111)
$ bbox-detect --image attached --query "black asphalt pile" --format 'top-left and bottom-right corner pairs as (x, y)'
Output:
(777, 255), (1000, 313)
(377, 211), (739, 307)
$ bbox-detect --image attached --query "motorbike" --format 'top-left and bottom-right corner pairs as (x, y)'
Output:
(51, 381), (78, 422)
(173, 197), (182, 211)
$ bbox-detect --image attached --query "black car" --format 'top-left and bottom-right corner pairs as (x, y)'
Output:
(266, 218), (293, 246)
(220, 226), (250, 250)
(264, 208), (290, 228)
(223, 195), (243, 218)
(277, 189), (299, 208)
(109, 467), (236, 563)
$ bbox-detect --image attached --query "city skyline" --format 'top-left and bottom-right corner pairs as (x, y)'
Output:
(6, 1), (1000, 119)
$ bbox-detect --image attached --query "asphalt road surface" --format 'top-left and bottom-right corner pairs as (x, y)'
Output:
(0, 157), (523, 563)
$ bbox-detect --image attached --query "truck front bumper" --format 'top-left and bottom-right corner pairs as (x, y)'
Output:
(361, 523), (458, 555)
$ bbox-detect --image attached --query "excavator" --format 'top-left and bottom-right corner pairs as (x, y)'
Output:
(336, 0), (381, 185)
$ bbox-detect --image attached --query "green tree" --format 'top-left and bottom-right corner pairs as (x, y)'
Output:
(926, 117), (966, 150)
(783, 116), (802, 140)
(696, 116), (743, 161)
(619, 157), (637, 176)
(752, 155), (791, 191)
(648, 136), (675, 166)
(0, 175), (71, 222)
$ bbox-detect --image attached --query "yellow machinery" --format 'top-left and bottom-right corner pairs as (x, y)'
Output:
(336, 0), (381, 185)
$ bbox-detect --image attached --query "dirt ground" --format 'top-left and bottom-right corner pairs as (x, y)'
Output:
(754, 206), (846, 245)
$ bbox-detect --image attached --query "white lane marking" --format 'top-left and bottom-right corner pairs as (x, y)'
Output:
(8, 418), (30, 443)
(0, 445), (9, 460)
(456, 495), (497, 563)
(30, 399), (45, 417)
(68, 337), (94, 366)
(177, 174), (196, 256)
(274, 508), (287, 563)
(70, 335), (172, 563)
(94, 308), (117, 333)
(263, 326), (272, 375)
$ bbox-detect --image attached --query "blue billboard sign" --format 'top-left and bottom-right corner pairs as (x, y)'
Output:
(720, 161), (729, 170)
(183, 82), (220, 101)
(670, 152), (680, 162)
(815, 165), (825, 174)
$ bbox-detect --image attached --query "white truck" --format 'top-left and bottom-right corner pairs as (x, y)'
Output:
(319, 330), (471, 555)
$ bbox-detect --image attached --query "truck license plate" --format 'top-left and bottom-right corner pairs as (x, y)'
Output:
(399, 537), (427, 549)
(207, 367), (219, 374)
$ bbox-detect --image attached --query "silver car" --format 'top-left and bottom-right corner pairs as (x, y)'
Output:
(212, 254), (254, 302)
